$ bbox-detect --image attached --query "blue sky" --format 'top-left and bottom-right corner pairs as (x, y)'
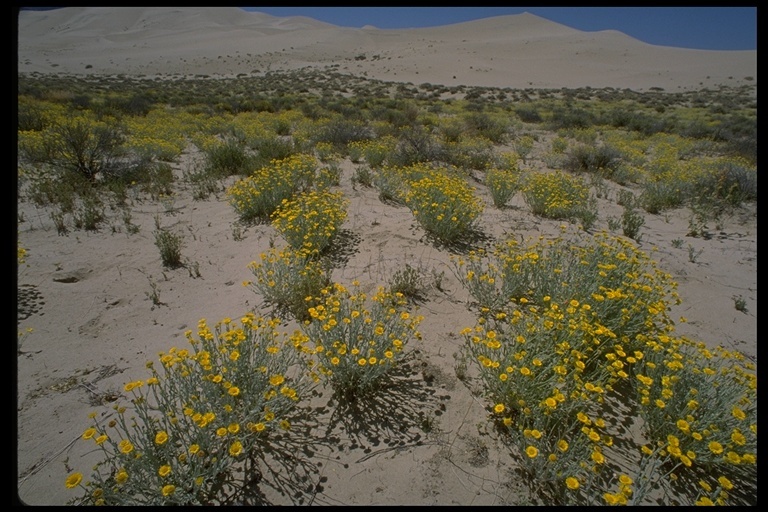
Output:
(243, 7), (756, 51)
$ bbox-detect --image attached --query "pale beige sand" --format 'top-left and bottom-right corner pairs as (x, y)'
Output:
(18, 7), (756, 91)
(17, 7), (756, 506)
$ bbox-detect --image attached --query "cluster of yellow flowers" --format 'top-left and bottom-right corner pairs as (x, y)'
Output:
(67, 313), (315, 505)
(404, 166), (484, 244)
(226, 154), (318, 221)
(302, 281), (423, 396)
(521, 169), (592, 220)
(271, 189), (348, 255)
(457, 228), (756, 504)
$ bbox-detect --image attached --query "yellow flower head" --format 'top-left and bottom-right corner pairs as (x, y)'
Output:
(65, 472), (83, 489)
(565, 477), (579, 490)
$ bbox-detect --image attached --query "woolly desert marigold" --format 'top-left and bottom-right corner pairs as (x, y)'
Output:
(118, 440), (134, 454)
(65, 472), (83, 489)
(566, 477), (579, 490)
(229, 441), (243, 457)
(525, 446), (539, 458)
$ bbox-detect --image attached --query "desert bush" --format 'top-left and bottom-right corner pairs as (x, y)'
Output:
(351, 166), (374, 188)
(547, 106), (596, 131)
(271, 189), (349, 256)
(356, 136), (397, 168)
(203, 134), (253, 178)
(616, 190), (645, 241)
(153, 228), (184, 268)
(437, 117), (465, 143)
(47, 117), (127, 181)
(512, 135), (535, 164)
(246, 247), (332, 322)
(441, 136), (496, 171)
(521, 170), (597, 226)
(312, 117), (373, 149)
(301, 281), (423, 399)
(251, 135), (297, 168)
(404, 166), (484, 244)
(388, 263), (429, 301)
(65, 313), (318, 505)
(689, 157), (757, 207)
(485, 166), (522, 208)
(462, 112), (509, 143)
(454, 229), (680, 347)
(315, 163), (342, 189)
(226, 155), (317, 223)
(454, 229), (754, 504)
(23, 166), (89, 213)
(314, 141), (341, 163)
(17, 100), (51, 132)
(72, 195), (105, 231)
(373, 165), (412, 204)
(562, 144), (622, 178)
(637, 181), (686, 214)
(515, 105), (543, 123)
(386, 126), (444, 167)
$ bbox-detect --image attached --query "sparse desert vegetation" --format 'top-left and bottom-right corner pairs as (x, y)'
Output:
(17, 70), (756, 506)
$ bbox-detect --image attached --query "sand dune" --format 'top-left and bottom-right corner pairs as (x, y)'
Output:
(18, 7), (756, 91)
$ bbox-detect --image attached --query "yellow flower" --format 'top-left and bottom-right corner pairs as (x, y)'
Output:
(494, 403), (505, 414)
(115, 470), (129, 485)
(619, 474), (633, 486)
(82, 428), (97, 440)
(65, 472), (83, 489)
(155, 431), (168, 445)
(731, 406), (746, 420)
(229, 440), (243, 457)
(118, 440), (134, 454)
(565, 477), (579, 490)
(158, 465), (171, 477)
(189, 444), (200, 455)
(695, 497), (714, 506)
(269, 375), (285, 386)
(525, 446), (538, 458)
(557, 439), (569, 452)
(591, 450), (605, 464)
(228, 386), (240, 397)
(358, 358), (367, 366)
(162, 484), (176, 496)
(708, 441), (724, 455)
(717, 476), (733, 490)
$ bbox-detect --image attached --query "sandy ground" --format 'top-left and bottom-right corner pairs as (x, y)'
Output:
(16, 7), (756, 506)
